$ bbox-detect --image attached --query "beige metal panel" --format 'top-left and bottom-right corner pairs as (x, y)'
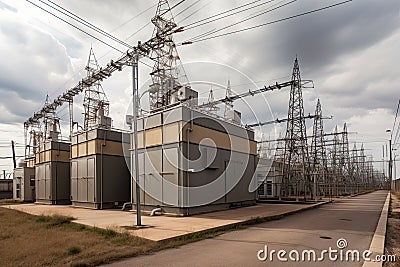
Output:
(44, 151), (51, 162)
(39, 152), (45, 163)
(35, 154), (40, 164)
(96, 140), (124, 156)
(145, 127), (162, 147)
(78, 143), (87, 157)
(163, 123), (180, 144)
(50, 150), (70, 162)
(181, 123), (257, 155)
(131, 131), (144, 149)
(87, 140), (96, 155)
(71, 145), (78, 158)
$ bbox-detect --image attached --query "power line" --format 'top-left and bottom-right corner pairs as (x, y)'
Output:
(174, 0), (201, 18)
(176, 0), (213, 25)
(182, 0), (352, 44)
(189, 0), (295, 42)
(160, 0), (187, 16)
(109, 3), (157, 32)
(185, 0), (279, 31)
(392, 99), (400, 143)
(183, 0), (265, 28)
(25, 0), (124, 52)
(43, 0), (134, 49)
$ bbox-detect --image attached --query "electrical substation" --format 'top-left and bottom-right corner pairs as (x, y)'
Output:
(13, 0), (388, 218)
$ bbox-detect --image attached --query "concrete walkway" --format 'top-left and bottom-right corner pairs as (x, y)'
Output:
(103, 190), (389, 267)
(5, 201), (325, 241)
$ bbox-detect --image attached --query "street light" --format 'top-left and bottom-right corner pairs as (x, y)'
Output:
(386, 129), (393, 183)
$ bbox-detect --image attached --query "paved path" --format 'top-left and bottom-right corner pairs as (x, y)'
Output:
(105, 190), (388, 267)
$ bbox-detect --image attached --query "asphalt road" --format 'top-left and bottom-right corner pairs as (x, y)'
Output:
(106, 190), (388, 267)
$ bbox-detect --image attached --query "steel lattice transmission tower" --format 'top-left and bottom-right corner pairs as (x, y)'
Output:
(310, 99), (328, 195)
(83, 47), (109, 130)
(351, 143), (360, 191)
(281, 58), (311, 198)
(340, 123), (351, 192)
(148, 0), (189, 110)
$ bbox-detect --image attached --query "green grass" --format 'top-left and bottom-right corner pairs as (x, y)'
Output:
(36, 214), (74, 226)
(68, 246), (81, 255)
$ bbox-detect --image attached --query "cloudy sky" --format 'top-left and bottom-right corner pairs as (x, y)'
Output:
(0, 0), (399, 178)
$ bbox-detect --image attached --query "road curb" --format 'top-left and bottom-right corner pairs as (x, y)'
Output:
(158, 201), (330, 244)
(362, 191), (390, 267)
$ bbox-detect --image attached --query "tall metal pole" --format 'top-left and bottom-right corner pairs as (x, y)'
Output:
(389, 139), (393, 182)
(11, 140), (16, 169)
(68, 99), (73, 141)
(132, 48), (141, 226)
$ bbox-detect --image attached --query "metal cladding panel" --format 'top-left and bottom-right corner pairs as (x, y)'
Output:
(145, 113), (162, 129)
(52, 162), (71, 203)
(181, 123), (257, 155)
(76, 158), (88, 202)
(145, 127), (162, 147)
(71, 161), (78, 201)
(138, 117), (144, 131)
(143, 150), (162, 206)
(162, 147), (179, 206)
(99, 154), (130, 204)
(45, 163), (51, 199)
(78, 132), (88, 143)
(226, 153), (257, 203)
(163, 123), (180, 144)
(87, 158), (95, 202)
(78, 143), (87, 157)
(163, 107), (183, 125)
(35, 167), (43, 199)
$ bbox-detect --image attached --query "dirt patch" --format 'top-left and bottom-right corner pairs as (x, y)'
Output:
(384, 191), (400, 267)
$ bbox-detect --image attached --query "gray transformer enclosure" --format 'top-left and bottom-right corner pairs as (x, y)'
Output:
(70, 128), (130, 209)
(35, 141), (71, 205)
(131, 105), (258, 216)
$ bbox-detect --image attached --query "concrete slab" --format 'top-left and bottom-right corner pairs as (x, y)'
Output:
(4, 202), (326, 241)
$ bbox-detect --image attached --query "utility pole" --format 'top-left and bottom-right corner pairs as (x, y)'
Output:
(132, 46), (141, 226)
(11, 140), (16, 169)
(389, 138), (393, 181)
(386, 129), (393, 182)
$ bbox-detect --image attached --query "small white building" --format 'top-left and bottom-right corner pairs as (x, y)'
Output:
(13, 161), (35, 201)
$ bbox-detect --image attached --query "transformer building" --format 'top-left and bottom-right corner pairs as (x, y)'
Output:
(70, 108), (131, 209)
(35, 141), (71, 205)
(131, 103), (258, 215)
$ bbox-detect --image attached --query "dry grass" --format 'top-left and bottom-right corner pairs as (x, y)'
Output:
(0, 207), (158, 267)
(384, 191), (400, 267)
